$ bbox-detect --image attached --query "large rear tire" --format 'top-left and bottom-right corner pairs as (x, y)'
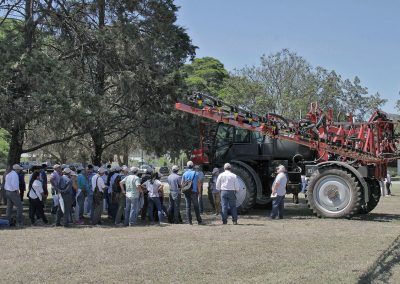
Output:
(359, 178), (381, 214)
(229, 163), (257, 214)
(307, 166), (362, 218)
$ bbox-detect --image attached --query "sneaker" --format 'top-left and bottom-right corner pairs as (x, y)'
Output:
(198, 221), (205, 225)
(75, 219), (84, 225)
(233, 221), (238, 225)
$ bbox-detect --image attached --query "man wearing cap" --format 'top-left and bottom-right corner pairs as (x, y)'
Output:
(91, 167), (107, 225)
(5, 164), (24, 226)
(181, 161), (203, 225)
(50, 164), (62, 214)
(195, 165), (205, 214)
(216, 163), (240, 225)
(114, 166), (128, 225)
(120, 167), (142, 226)
(167, 165), (182, 224)
(56, 167), (73, 227)
(270, 165), (288, 220)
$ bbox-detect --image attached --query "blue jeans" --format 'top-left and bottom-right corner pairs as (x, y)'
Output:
(85, 192), (93, 217)
(125, 197), (140, 226)
(169, 192), (181, 224)
(148, 197), (163, 224)
(76, 192), (85, 220)
(221, 190), (237, 224)
(270, 195), (285, 219)
(184, 192), (202, 224)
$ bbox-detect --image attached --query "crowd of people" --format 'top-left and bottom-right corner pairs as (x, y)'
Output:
(0, 160), (257, 228)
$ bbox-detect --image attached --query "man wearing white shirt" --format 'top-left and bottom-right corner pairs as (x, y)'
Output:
(270, 165), (288, 220)
(91, 167), (106, 225)
(216, 163), (239, 225)
(5, 164), (24, 226)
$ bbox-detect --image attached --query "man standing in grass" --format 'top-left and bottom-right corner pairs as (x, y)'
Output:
(120, 167), (142, 226)
(270, 165), (288, 220)
(167, 165), (182, 224)
(216, 163), (239, 225)
(5, 164), (24, 226)
(181, 161), (203, 225)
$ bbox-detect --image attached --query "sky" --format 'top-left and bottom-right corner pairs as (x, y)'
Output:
(175, 0), (400, 114)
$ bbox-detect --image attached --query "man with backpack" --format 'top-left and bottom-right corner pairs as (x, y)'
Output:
(181, 161), (203, 225)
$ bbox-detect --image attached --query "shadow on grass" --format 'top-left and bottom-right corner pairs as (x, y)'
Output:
(358, 234), (400, 283)
(352, 213), (400, 223)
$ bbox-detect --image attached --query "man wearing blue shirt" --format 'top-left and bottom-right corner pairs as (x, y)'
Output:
(181, 161), (203, 225)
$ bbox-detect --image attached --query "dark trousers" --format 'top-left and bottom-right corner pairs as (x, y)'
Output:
(184, 192), (202, 224)
(168, 193), (181, 224)
(19, 190), (25, 201)
(141, 192), (149, 220)
(386, 182), (391, 195)
(56, 193), (72, 226)
(148, 197), (163, 224)
(271, 195), (285, 219)
(29, 198), (47, 224)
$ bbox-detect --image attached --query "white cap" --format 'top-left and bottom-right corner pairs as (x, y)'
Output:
(212, 167), (219, 174)
(224, 163), (232, 170)
(77, 166), (84, 171)
(130, 166), (139, 173)
(187, 161), (194, 167)
(63, 167), (72, 174)
(70, 171), (77, 176)
(53, 164), (61, 169)
(172, 165), (179, 172)
(12, 164), (23, 170)
(276, 165), (286, 173)
(114, 166), (121, 172)
(98, 167), (106, 174)
(121, 165), (128, 172)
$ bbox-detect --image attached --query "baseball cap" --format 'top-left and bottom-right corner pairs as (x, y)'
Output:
(224, 163), (232, 170)
(212, 167), (219, 174)
(98, 167), (106, 174)
(12, 164), (23, 170)
(63, 167), (72, 174)
(130, 166), (139, 173)
(187, 161), (194, 167)
(121, 165), (128, 171)
(172, 165), (179, 172)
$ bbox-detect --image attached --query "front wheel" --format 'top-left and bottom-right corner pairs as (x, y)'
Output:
(307, 166), (362, 218)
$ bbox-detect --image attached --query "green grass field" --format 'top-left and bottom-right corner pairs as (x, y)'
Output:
(0, 184), (399, 283)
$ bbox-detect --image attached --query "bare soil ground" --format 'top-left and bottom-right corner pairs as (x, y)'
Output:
(0, 184), (399, 284)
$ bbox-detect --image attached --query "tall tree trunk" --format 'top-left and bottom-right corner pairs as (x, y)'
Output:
(7, 127), (24, 167)
(7, 0), (35, 167)
(90, 130), (105, 166)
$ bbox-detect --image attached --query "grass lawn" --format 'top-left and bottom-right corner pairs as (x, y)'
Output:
(0, 184), (399, 283)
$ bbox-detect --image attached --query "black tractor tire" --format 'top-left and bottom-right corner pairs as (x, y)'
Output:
(230, 163), (257, 214)
(359, 178), (381, 214)
(307, 166), (362, 218)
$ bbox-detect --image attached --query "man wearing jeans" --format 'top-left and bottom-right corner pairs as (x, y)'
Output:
(5, 164), (24, 226)
(270, 165), (288, 220)
(216, 163), (239, 225)
(181, 161), (203, 225)
(167, 165), (182, 224)
(120, 167), (141, 226)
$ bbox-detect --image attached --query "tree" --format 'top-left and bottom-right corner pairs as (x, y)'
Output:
(181, 57), (228, 95)
(0, 12), (80, 167)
